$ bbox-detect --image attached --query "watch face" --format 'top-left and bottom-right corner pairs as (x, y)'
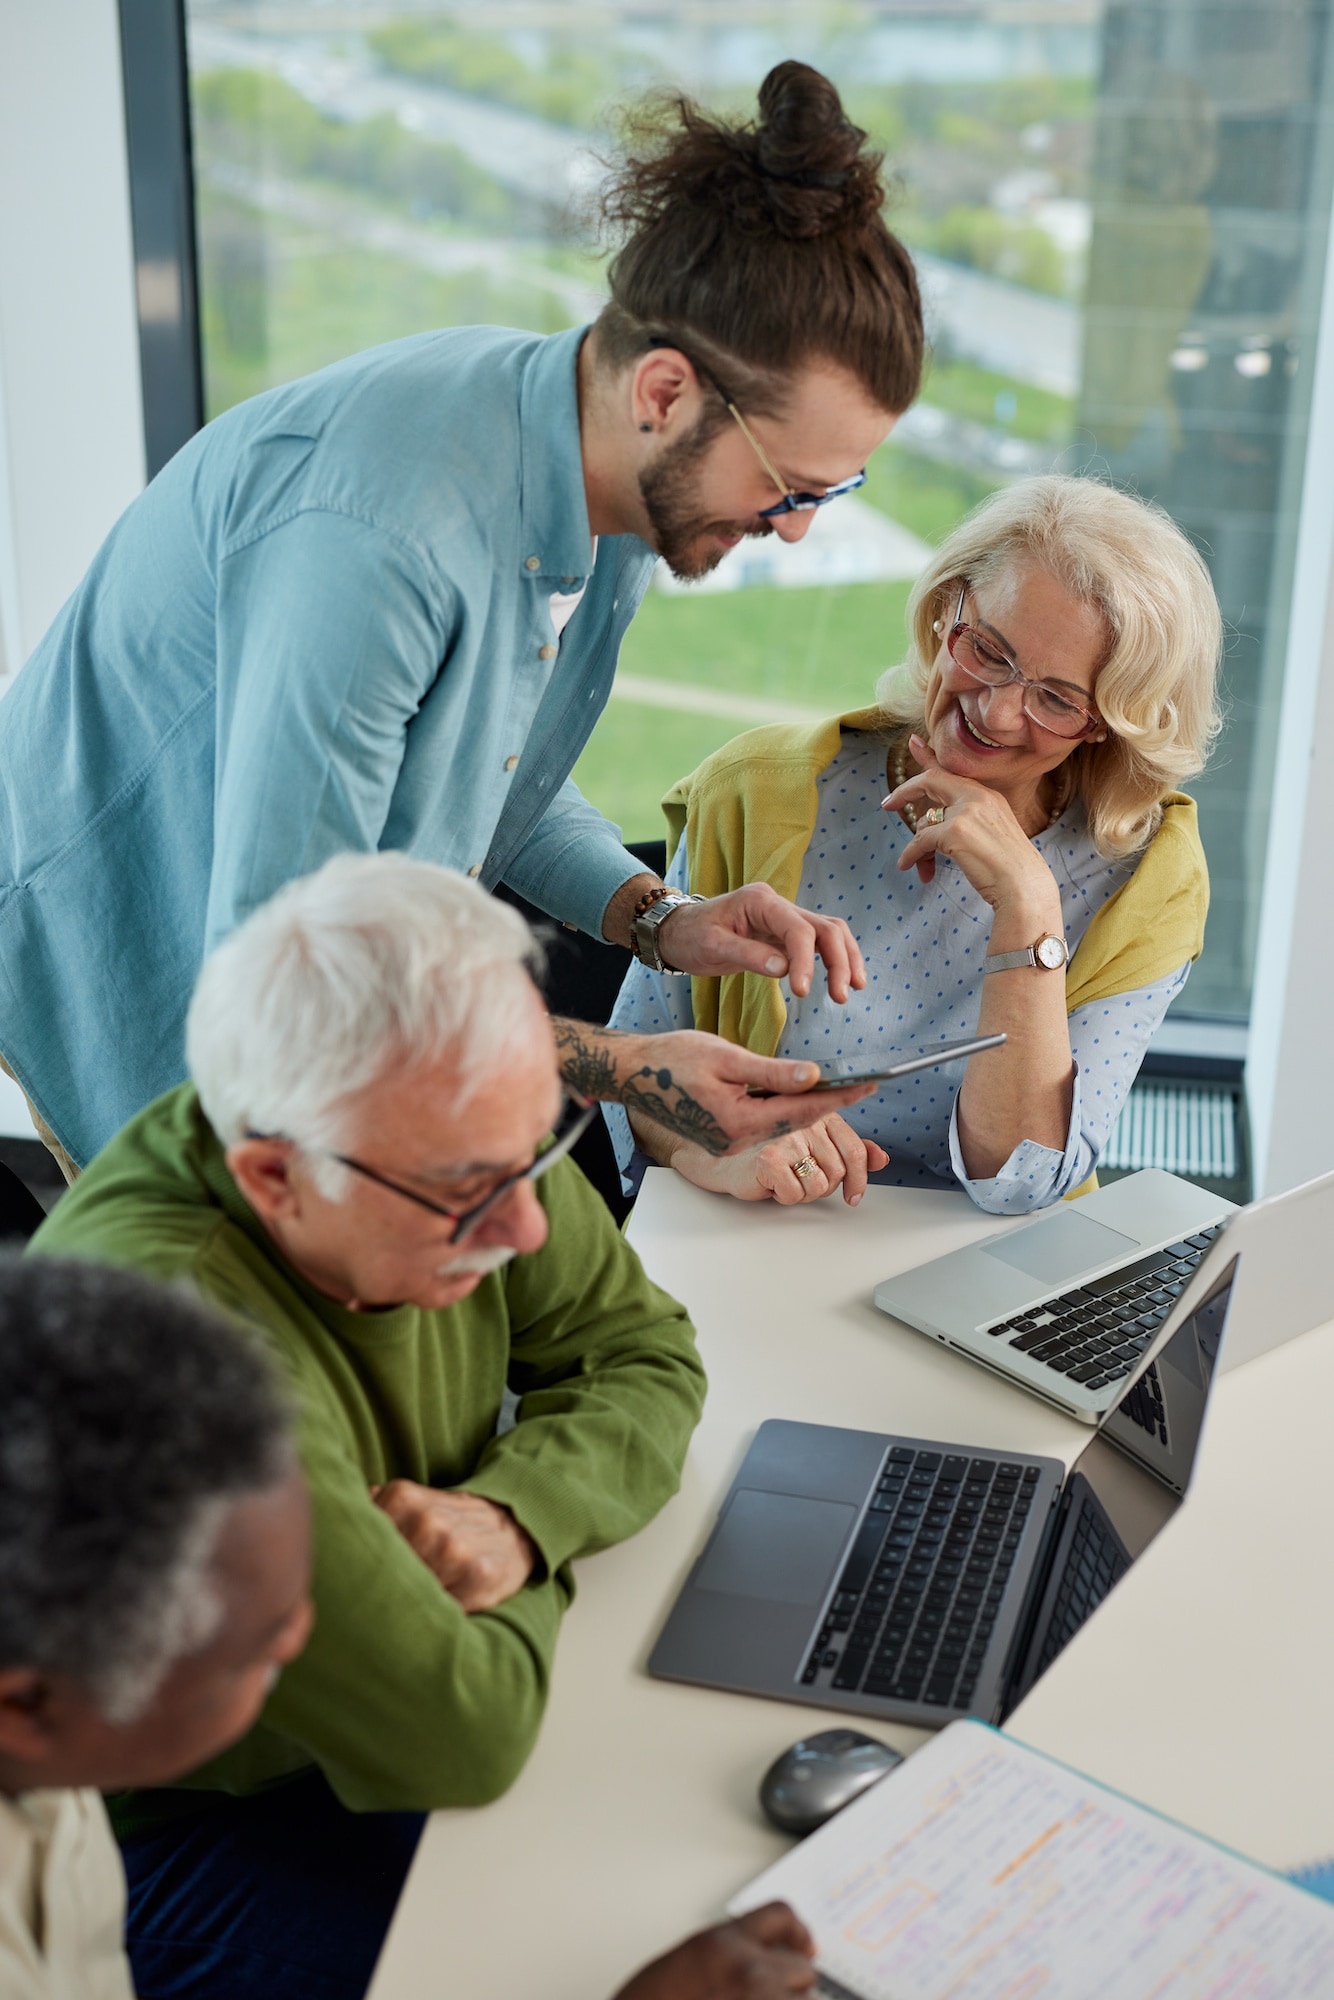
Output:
(1036, 934), (1067, 969)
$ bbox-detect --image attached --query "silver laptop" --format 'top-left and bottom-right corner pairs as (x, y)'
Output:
(874, 1167), (1237, 1422)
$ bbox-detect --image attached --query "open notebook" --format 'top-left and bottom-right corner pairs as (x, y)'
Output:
(728, 1722), (1334, 1999)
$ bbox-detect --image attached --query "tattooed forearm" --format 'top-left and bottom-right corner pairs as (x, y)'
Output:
(551, 1018), (625, 1103)
(551, 1019), (735, 1156)
(622, 1067), (731, 1156)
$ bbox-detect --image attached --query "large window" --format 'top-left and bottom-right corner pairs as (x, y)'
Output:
(180, 0), (1334, 1036)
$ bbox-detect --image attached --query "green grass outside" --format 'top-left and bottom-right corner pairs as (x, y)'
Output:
(572, 578), (913, 838)
(919, 357), (1075, 445)
(862, 445), (1003, 548)
(571, 705), (750, 842)
(612, 577), (911, 703)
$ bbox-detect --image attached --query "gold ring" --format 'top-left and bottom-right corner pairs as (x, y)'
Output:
(794, 1156), (818, 1180)
(923, 806), (946, 827)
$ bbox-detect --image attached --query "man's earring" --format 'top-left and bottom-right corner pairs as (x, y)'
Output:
(638, 422), (653, 433)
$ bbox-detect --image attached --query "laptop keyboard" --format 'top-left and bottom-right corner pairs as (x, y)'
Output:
(800, 1448), (1040, 1711)
(985, 1227), (1222, 1389)
(1034, 1490), (1130, 1676)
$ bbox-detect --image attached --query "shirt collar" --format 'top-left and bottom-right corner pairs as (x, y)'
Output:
(516, 325), (597, 583)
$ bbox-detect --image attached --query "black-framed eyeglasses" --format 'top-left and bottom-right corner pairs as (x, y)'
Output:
(646, 334), (867, 517)
(247, 1093), (597, 1245)
(945, 584), (1102, 741)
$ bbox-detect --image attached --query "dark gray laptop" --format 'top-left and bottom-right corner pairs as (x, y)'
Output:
(649, 1257), (1236, 1728)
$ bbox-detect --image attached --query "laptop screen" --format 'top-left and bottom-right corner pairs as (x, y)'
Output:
(1011, 1257), (1237, 1705)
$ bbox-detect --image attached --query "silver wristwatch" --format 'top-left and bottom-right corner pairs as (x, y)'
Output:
(984, 932), (1068, 975)
(631, 892), (703, 974)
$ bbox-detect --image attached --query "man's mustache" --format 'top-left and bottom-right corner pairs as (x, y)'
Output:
(436, 1243), (518, 1278)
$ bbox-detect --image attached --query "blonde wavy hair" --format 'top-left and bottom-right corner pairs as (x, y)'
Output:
(875, 475), (1223, 856)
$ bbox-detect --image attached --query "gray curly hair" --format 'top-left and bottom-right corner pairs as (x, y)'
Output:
(0, 1258), (292, 1722)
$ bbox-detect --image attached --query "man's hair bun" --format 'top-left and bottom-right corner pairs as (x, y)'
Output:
(595, 62), (923, 418)
(751, 61), (885, 239)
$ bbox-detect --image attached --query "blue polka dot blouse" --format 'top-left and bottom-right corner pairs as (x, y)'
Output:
(606, 732), (1189, 1213)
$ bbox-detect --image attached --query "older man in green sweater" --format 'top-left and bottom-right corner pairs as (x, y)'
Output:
(31, 852), (706, 2000)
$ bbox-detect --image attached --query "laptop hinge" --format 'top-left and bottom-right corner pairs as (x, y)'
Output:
(998, 1482), (1068, 1721)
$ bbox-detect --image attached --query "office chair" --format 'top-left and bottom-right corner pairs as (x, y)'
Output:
(0, 1158), (49, 1241)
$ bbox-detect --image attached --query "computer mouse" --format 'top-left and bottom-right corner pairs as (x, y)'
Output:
(759, 1728), (904, 1836)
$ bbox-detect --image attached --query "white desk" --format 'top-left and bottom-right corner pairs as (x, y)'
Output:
(370, 1170), (1334, 2000)
(1008, 1302), (1334, 1868)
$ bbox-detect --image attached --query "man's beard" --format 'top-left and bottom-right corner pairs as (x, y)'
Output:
(639, 418), (774, 581)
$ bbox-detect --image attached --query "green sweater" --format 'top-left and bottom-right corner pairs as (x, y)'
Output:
(31, 1085), (705, 1818)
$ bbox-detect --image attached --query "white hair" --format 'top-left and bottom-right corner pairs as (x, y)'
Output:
(186, 854), (543, 1197)
(96, 1498), (229, 1723)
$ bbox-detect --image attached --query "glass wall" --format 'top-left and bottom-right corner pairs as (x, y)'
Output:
(181, 0), (1334, 1032)
(1081, 2), (1334, 1018)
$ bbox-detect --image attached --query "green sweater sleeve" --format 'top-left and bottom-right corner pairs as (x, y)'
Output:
(192, 1411), (575, 1812)
(462, 1158), (707, 1575)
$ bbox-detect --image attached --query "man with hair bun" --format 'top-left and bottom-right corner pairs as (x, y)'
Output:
(32, 852), (708, 2000)
(0, 62), (920, 1186)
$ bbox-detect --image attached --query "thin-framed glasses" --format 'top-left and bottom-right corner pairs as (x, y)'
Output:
(646, 334), (867, 517)
(945, 585), (1101, 740)
(248, 1094), (597, 1244)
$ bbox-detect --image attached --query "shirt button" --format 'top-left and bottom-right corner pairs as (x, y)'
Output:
(467, 863), (482, 877)
(504, 754), (518, 771)
(539, 643), (557, 660)
(524, 555), (541, 571)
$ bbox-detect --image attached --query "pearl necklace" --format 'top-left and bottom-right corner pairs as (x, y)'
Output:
(885, 728), (1073, 837)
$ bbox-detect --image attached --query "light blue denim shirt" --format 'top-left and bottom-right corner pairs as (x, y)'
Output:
(606, 732), (1189, 1213)
(0, 325), (655, 1165)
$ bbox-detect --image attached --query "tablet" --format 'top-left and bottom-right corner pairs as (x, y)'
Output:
(747, 1032), (1007, 1096)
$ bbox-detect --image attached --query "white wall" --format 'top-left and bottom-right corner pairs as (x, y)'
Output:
(0, 0), (145, 678)
(1246, 188), (1334, 1197)
(0, 0), (146, 1138)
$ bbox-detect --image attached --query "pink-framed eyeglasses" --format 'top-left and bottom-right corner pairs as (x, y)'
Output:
(945, 584), (1102, 740)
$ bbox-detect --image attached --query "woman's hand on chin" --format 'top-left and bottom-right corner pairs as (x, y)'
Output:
(882, 734), (1063, 915)
(667, 1113), (889, 1207)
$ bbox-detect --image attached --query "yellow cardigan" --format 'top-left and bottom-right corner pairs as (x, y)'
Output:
(663, 706), (1209, 1066)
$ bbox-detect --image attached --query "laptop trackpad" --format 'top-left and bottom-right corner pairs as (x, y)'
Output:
(695, 1489), (856, 1606)
(982, 1209), (1137, 1284)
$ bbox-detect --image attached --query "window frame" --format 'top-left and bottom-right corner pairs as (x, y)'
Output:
(117, 0), (203, 478)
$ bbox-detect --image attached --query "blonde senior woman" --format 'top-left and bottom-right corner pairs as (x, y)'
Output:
(606, 475), (1222, 1214)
